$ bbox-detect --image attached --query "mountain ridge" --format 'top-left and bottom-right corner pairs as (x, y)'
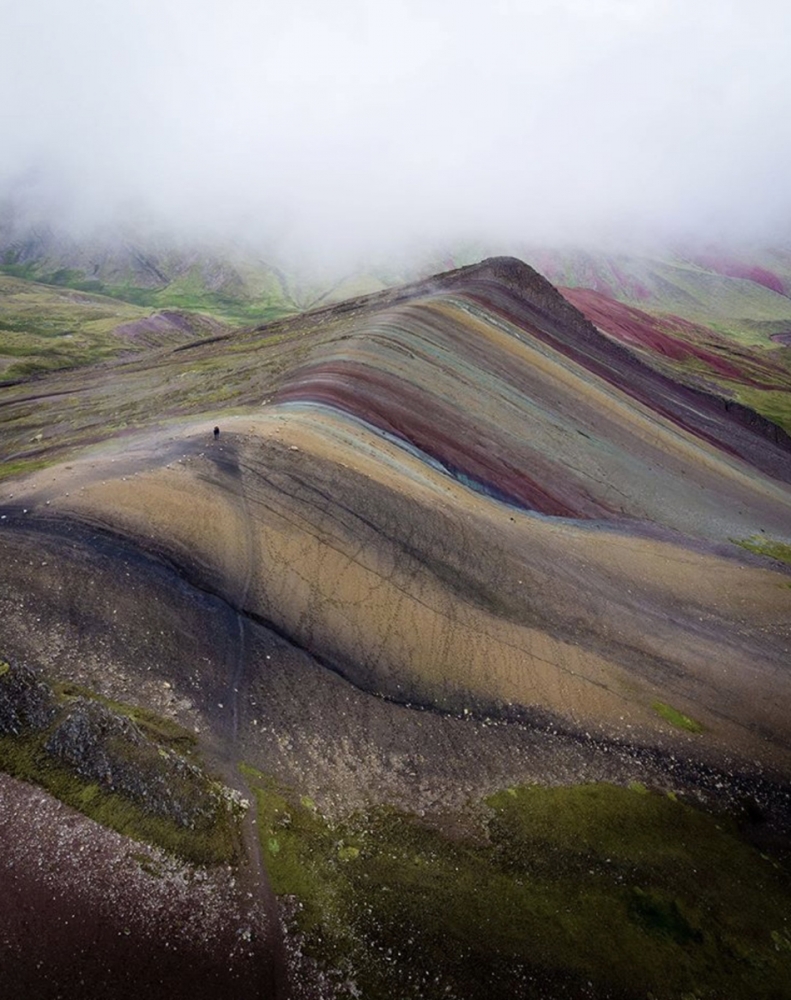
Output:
(2, 248), (791, 999)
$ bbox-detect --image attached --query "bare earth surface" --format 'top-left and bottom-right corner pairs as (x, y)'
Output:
(2, 258), (791, 998)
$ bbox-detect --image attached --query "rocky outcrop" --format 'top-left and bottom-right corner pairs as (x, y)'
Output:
(0, 659), (57, 735)
(0, 658), (225, 830)
(44, 698), (222, 828)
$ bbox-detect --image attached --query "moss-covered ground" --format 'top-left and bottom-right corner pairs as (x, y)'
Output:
(652, 701), (704, 733)
(734, 388), (791, 437)
(0, 673), (241, 865)
(245, 767), (791, 999)
(733, 536), (791, 567)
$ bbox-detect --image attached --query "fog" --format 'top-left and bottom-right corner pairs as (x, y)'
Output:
(1, 0), (790, 265)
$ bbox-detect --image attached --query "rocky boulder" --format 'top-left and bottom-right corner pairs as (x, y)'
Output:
(0, 659), (57, 735)
(44, 698), (222, 829)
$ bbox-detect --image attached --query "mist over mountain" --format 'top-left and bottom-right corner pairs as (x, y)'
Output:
(2, 0), (791, 265)
(4, 5), (791, 998)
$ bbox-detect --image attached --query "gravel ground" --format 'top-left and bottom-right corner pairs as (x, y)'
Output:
(0, 773), (279, 1000)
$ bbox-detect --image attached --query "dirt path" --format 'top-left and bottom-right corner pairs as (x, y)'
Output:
(2, 420), (294, 998)
(204, 432), (292, 1000)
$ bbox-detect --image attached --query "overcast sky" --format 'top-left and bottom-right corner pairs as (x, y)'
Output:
(1, 0), (789, 261)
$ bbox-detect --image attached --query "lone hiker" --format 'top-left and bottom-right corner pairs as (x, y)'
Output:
(213, 426), (220, 440)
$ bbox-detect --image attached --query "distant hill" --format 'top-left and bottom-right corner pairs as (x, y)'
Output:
(526, 245), (791, 434)
(3, 219), (791, 438)
(0, 217), (437, 378)
(0, 218), (419, 321)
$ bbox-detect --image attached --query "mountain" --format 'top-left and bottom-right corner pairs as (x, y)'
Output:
(0, 218), (412, 326)
(1, 255), (791, 999)
(533, 244), (791, 435)
(4, 219), (791, 437)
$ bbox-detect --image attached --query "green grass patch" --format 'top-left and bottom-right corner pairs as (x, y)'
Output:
(54, 682), (199, 752)
(0, 273), (152, 376)
(245, 772), (791, 1000)
(735, 388), (791, 436)
(0, 729), (238, 865)
(733, 535), (791, 566)
(652, 702), (704, 733)
(0, 457), (53, 482)
(49, 278), (295, 327)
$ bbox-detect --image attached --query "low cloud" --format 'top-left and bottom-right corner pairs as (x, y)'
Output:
(2, 0), (790, 265)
